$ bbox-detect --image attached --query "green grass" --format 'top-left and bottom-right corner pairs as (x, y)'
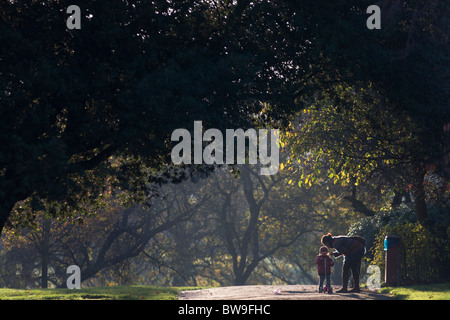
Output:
(380, 283), (450, 300)
(4, 283), (448, 300)
(0, 285), (201, 300)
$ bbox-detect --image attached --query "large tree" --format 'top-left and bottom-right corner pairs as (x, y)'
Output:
(285, 0), (449, 223)
(0, 179), (210, 288)
(0, 0), (302, 234)
(2, 0), (447, 235)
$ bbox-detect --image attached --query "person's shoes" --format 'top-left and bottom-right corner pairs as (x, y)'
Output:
(336, 288), (348, 293)
(349, 287), (360, 293)
(327, 287), (333, 294)
(318, 287), (323, 293)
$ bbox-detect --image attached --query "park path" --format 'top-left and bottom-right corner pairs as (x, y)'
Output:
(178, 285), (394, 300)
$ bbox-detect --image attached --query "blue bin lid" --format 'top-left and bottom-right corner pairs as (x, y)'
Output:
(384, 235), (400, 250)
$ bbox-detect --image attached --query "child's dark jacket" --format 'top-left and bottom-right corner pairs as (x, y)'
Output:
(315, 254), (334, 275)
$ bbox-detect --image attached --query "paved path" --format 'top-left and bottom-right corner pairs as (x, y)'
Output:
(179, 285), (394, 300)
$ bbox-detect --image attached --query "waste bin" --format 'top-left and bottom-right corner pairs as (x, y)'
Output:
(384, 235), (400, 286)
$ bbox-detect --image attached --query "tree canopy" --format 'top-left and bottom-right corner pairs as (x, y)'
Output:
(0, 0), (302, 234)
(283, 0), (449, 223)
(0, 0), (448, 287)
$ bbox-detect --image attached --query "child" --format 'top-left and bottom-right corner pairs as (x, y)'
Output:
(315, 246), (334, 293)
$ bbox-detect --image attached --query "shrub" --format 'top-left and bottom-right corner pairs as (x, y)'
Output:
(372, 221), (441, 284)
(350, 205), (449, 285)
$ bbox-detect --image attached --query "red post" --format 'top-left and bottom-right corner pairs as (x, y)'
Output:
(384, 235), (400, 286)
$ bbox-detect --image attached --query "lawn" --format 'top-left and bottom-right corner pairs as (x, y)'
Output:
(2, 283), (448, 300)
(380, 283), (450, 300)
(0, 285), (200, 300)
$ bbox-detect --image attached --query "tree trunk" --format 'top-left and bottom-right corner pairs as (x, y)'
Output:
(234, 274), (246, 286)
(233, 261), (258, 286)
(41, 218), (51, 289)
(413, 167), (428, 224)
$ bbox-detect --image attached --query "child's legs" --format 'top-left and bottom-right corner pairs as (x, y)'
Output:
(325, 274), (331, 288)
(318, 274), (325, 290)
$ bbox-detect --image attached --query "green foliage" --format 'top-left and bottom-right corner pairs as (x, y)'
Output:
(350, 205), (450, 284)
(373, 221), (438, 284)
(290, 83), (416, 183)
(0, 0), (301, 232)
(284, 0), (449, 223)
(348, 206), (417, 257)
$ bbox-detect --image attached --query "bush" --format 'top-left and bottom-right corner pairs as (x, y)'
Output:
(348, 205), (417, 260)
(349, 205), (449, 285)
(372, 221), (440, 284)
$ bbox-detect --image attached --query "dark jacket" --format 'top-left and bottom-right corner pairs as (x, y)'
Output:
(331, 236), (365, 257)
(315, 254), (334, 275)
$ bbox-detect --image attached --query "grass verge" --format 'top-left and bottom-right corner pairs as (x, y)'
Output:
(0, 285), (201, 300)
(379, 282), (450, 300)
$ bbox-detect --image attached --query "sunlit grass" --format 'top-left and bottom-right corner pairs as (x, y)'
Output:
(380, 283), (450, 300)
(0, 285), (201, 300)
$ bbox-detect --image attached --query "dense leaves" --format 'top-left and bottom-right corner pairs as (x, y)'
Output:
(0, 0), (302, 233)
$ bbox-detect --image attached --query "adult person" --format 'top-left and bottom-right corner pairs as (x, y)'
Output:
(321, 233), (366, 293)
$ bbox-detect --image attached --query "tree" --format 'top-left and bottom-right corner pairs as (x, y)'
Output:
(195, 165), (319, 285)
(283, 0), (449, 223)
(286, 85), (413, 209)
(0, 179), (210, 287)
(0, 0), (302, 235)
(286, 81), (449, 223)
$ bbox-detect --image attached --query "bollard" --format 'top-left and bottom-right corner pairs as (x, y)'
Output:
(384, 235), (400, 286)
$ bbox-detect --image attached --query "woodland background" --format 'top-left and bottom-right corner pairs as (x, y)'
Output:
(0, 0), (448, 288)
